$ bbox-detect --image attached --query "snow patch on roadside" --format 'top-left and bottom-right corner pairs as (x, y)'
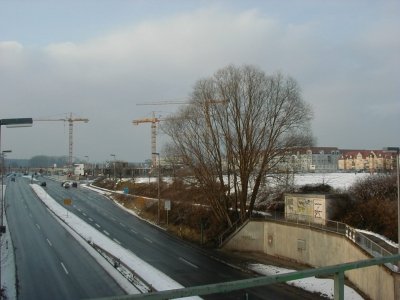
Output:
(249, 264), (363, 299)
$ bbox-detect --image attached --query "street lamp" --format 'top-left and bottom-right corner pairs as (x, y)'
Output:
(0, 118), (32, 234)
(152, 152), (161, 224)
(1, 150), (11, 233)
(386, 147), (400, 261)
(0, 117), (32, 292)
(110, 154), (116, 181)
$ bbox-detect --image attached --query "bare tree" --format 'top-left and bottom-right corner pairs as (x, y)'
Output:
(163, 65), (313, 227)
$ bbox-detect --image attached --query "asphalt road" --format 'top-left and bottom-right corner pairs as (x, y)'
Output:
(5, 176), (126, 300)
(40, 177), (323, 300)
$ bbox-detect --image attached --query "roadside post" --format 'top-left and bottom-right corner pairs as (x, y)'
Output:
(63, 198), (72, 218)
(164, 200), (171, 226)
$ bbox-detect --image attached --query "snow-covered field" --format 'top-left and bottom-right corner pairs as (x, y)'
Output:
(123, 172), (371, 191)
(293, 172), (370, 190)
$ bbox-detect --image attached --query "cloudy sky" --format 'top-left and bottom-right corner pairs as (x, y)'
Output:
(1, 0), (399, 163)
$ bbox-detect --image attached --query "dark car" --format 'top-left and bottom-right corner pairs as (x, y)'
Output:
(62, 182), (71, 189)
(40, 182), (47, 187)
(11, 177), (15, 182)
(72, 182), (78, 188)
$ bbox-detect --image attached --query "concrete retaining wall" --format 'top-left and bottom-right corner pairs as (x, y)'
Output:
(224, 220), (398, 300)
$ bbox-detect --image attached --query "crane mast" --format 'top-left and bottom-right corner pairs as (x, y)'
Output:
(132, 112), (161, 167)
(34, 113), (89, 169)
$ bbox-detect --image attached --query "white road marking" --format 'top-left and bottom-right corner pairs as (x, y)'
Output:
(61, 262), (69, 275)
(35, 224), (40, 230)
(95, 223), (101, 228)
(179, 257), (199, 269)
(77, 208), (82, 212)
(82, 212), (87, 216)
(46, 239), (52, 247)
(103, 230), (110, 236)
(144, 237), (153, 244)
(120, 223), (126, 227)
(130, 229), (137, 234)
(88, 218), (93, 222)
(113, 238), (121, 245)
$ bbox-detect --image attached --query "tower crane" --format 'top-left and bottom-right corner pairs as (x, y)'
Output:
(132, 112), (162, 167)
(34, 113), (89, 168)
(134, 99), (227, 166)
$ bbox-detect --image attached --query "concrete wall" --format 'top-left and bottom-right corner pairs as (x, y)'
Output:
(224, 220), (397, 300)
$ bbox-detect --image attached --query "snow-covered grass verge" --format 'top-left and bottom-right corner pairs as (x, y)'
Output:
(249, 264), (363, 300)
(30, 184), (201, 299)
(1, 211), (16, 300)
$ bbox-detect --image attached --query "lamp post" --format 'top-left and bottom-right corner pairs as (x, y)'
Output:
(110, 154), (116, 181)
(0, 118), (32, 233)
(1, 150), (11, 234)
(386, 147), (400, 261)
(152, 152), (161, 224)
(0, 118), (32, 292)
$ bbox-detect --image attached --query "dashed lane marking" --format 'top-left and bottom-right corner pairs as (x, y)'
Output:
(144, 237), (153, 244)
(61, 262), (69, 275)
(179, 257), (199, 269)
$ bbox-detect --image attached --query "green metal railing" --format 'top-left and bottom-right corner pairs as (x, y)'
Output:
(93, 254), (400, 300)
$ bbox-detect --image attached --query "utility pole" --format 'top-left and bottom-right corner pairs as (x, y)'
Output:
(152, 152), (161, 224)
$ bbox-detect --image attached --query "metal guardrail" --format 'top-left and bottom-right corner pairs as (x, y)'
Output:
(92, 254), (400, 300)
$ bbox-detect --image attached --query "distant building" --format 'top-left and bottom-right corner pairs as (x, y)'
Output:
(289, 147), (341, 173)
(74, 163), (85, 176)
(338, 150), (395, 173)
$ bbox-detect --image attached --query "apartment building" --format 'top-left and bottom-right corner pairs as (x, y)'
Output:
(289, 147), (341, 173)
(338, 150), (395, 173)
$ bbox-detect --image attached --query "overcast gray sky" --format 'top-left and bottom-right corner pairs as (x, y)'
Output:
(1, 0), (399, 163)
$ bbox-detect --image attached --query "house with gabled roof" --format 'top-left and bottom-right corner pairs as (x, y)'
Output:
(338, 150), (395, 172)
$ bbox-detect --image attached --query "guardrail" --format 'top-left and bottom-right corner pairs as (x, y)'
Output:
(90, 241), (153, 293)
(91, 254), (400, 300)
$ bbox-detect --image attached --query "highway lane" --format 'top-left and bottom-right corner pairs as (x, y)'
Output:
(5, 176), (126, 300)
(42, 177), (323, 300)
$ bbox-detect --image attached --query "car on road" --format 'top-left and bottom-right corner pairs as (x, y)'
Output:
(72, 182), (78, 188)
(11, 177), (15, 182)
(40, 182), (47, 187)
(62, 181), (71, 189)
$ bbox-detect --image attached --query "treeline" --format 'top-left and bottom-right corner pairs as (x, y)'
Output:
(7, 155), (69, 168)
